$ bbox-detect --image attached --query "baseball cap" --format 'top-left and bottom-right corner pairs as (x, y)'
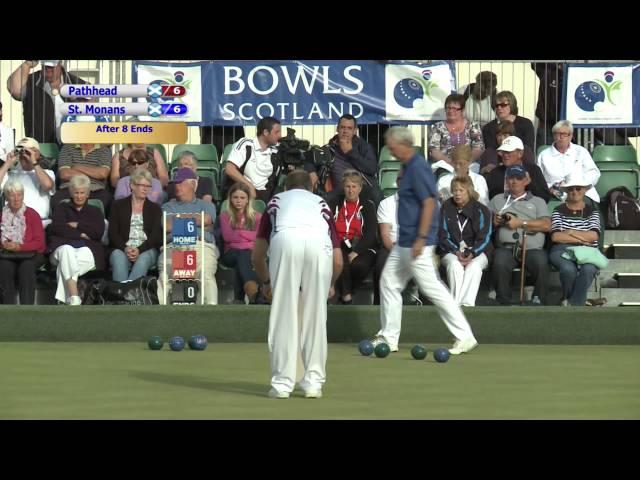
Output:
(497, 136), (524, 152)
(41, 60), (60, 67)
(505, 165), (527, 179)
(17, 137), (40, 151)
(171, 167), (198, 184)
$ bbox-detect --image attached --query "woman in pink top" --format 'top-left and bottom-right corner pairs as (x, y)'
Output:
(219, 182), (262, 303)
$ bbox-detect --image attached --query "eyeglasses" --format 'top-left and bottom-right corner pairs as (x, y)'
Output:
(554, 132), (571, 138)
(133, 183), (152, 189)
(129, 159), (149, 165)
(495, 103), (510, 108)
(566, 186), (584, 192)
(445, 106), (462, 111)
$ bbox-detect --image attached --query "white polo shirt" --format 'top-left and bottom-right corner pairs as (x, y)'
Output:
(1, 167), (56, 219)
(377, 193), (398, 244)
(228, 137), (277, 191)
(537, 142), (601, 202)
(0, 123), (15, 162)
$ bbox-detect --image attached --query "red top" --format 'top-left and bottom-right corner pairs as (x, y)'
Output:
(0, 207), (46, 253)
(334, 199), (362, 241)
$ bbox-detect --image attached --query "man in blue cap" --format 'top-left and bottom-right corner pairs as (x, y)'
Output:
(489, 164), (551, 305)
(157, 168), (219, 305)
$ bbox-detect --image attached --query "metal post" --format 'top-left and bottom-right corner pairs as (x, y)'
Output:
(201, 210), (205, 305)
(163, 211), (167, 306)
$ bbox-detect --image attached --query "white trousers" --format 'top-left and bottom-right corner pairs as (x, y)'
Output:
(268, 229), (333, 394)
(157, 241), (219, 305)
(440, 252), (488, 307)
(51, 245), (96, 303)
(378, 245), (475, 348)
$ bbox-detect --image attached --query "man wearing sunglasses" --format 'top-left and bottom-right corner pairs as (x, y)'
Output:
(536, 120), (601, 204)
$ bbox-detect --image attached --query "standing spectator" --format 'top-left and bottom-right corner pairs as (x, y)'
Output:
(438, 176), (493, 307)
(373, 127), (478, 355)
(0, 101), (15, 162)
(52, 143), (112, 215)
(531, 62), (564, 150)
(328, 170), (378, 304)
(429, 93), (484, 174)
(108, 170), (163, 282)
(0, 138), (55, 220)
(460, 71), (498, 128)
(48, 174), (105, 306)
(482, 91), (535, 151)
(252, 170), (343, 399)
(537, 120), (601, 204)
(219, 182), (262, 304)
(0, 179), (46, 304)
(549, 174), (602, 306)
(437, 145), (490, 206)
(6, 60), (86, 144)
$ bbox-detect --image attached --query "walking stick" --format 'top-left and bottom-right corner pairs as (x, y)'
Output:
(519, 229), (528, 305)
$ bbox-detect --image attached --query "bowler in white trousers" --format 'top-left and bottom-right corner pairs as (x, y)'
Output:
(252, 171), (343, 399)
(374, 127), (478, 355)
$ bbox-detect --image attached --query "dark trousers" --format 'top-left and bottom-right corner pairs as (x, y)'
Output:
(0, 253), (45, 304)
(51, 188), (113, 217)
(373, 247), (390, 305)
(336, 244), (376, 299)
(491, 247), (549, 305)
(220, 249), (257, 301)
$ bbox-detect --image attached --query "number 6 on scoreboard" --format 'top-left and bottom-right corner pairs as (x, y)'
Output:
(186, 252), (195, 266)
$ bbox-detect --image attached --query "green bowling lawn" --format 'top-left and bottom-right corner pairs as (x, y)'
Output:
(1, 342), (638, 419)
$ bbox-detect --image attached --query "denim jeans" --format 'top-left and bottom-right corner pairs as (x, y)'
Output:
(549, 244), (598, 306)
(110, 248), (159, 282)
(220, 249), (257, 300)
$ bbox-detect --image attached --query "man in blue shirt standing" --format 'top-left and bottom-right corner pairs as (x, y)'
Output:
(372, 127), (478, 355)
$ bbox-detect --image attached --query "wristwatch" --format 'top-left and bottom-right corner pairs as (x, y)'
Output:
(522, 221), (528, 229)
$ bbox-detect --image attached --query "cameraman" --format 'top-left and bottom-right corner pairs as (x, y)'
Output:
(224, 116), (281, 203)
(0, 138), (55, 221)
(312, 114), (382, 205)
(489, 165), (551, 305)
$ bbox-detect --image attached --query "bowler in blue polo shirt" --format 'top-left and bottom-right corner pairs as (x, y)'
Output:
(371, 126), (478, 355)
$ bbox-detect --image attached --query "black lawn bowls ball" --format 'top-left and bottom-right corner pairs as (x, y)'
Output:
(433, 348), (450, 363)
(169, 336), (185, 351)
(411, 345), (427, 360)
(374, 343), (391, 358)
(189, 335), (208, 351)
(358, 340), (374, 356)
(148, 336), (164, 350)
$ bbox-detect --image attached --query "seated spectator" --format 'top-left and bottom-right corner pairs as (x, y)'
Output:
(459, 71), (497, 128)
(166, 151), (214, 203)
(429, 93), (484, 174)
(313, 114), (382, 204)
(219, 182), (262, 304)
(548, 173), (602, 306)
(438, 176), (493, 306)
(108, 170), (162, 282)
(485, 136), (552, 202)
(224, 116), (281, 203)
(114, 148), (163, 205)
(157, 168), (219, 305)
(51, 143), (113, 215)
(110, 143), (169, 189)
(0, 179), (46, 304)
(479, 120), (536, 174)
(0, 137), (55, 220)
(437, 145), (489, 206)
(482, 90), (535, 151)
(490, 165), (551, 305)
(374, 170), (401, 305)
(48, 174), (105, 305)
(328, 170), (378, 304)
(0, 101), (15, 162)
(537, 120), (601, 204)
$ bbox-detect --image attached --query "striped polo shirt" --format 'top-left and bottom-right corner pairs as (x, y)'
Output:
(551, 203), (601, 248)
(57, 144), (112, 191)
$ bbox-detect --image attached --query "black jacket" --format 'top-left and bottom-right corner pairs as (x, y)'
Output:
(22, 68), (86, 144)
(327, 135), (378, 188)
(484, 162), (552, 203)
(108, 196), (163, 254)
(482, 116), (535, 151)
(328, 193), (378, 255)
(438, 198), (493, 259)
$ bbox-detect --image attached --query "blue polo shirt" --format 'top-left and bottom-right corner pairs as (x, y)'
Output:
(397, 153), (439, 247)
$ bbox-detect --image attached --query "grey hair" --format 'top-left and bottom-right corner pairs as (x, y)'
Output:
(177, 151), (198, 166)
(3, 178), (25, 197)
(130, 169), (153, 186)
(385, 126), (414, 146)
(552, 120), (573, 135)
(69, 174), (91, 192)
